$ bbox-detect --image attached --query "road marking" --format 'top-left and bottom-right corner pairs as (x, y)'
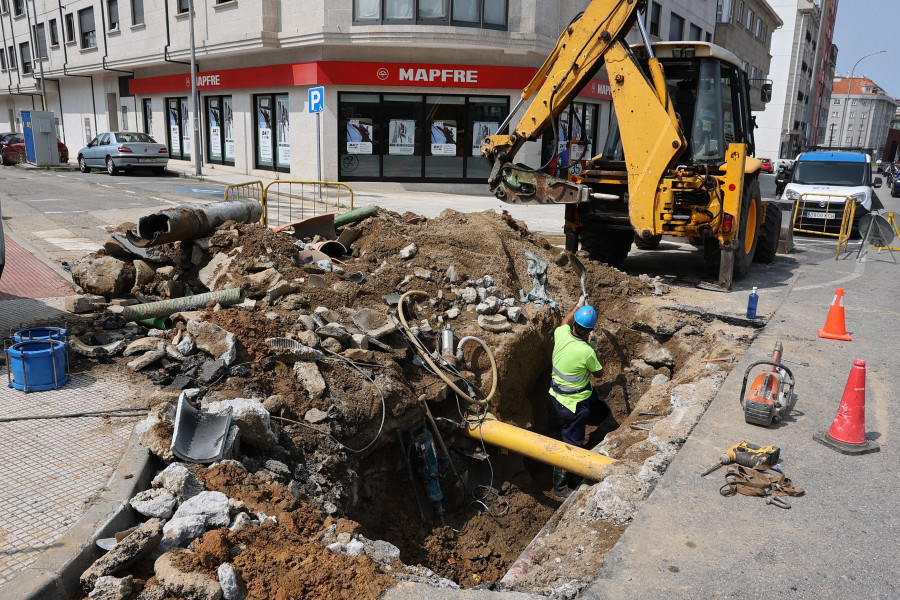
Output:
(793, 257), (865, 291)
(125, 190), (136, 194)
(25, 198), (64, 202)
(44, 211), (88, 214)
(98, 184), (113, 188)
(41, 237), (102, 251)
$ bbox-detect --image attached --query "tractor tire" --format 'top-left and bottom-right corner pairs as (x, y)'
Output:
(633, 233), (662, 250)
(704, 178), (762, 280)
(581, 225), (633, 267)
(754, 201), (782, 263)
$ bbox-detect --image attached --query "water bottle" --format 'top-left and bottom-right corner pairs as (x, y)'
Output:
(746, 287), (759, 319)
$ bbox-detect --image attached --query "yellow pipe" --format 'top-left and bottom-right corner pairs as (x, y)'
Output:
(463, 418), (615, 481)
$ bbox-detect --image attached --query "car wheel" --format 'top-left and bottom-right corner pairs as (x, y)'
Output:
(153, 167), (166, 176)
(1, 153), (8, 166)
(106, 157), (119, 176)
(79, 155), (91, 173)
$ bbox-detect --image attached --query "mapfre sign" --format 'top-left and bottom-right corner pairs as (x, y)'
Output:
(131, 61), (610, 97)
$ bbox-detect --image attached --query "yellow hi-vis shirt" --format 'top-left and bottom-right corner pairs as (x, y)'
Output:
(549, 325), (603, 413)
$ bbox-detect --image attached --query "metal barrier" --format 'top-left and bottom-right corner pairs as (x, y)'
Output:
(262, 181), (354, 231)
(224, 181), (266, 223)
(875, 212), (900, 253)
(791, 193), (856, 260)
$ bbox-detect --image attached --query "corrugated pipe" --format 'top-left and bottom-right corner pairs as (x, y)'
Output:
(334, 205), (377, 228)
(125, 199), (263, 248)
(139, 316), (174, 330)
(119, 289), (244, 322)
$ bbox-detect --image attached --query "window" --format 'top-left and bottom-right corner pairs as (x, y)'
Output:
(254, 93), (290, 172)
(18, 41), (31, 75)
(833, 98), (841, 105)
(206, 95), (235, 165)
(6, 45), (14, 69)
(12, 0), (22, 17)
(745, 8), (753, 29)
(755, 17), (762, 37)
(831, 111), (838, 118)
(32, 24), (47, 58)
(849, 112), (855, 118)
(715, 0), (733, 23)
(166, 97), (191, 160)
(862, 112), (868, 119)
(0, 0), (7, 14)
(689, 24), (702, 41)
(847, 124), (853, 130)
(49, 18), (59, 46)
(648, 2), (661, 37)
(107, 0), (119, 30)
(0, 49), (5, 70)
(353, 0), (507, 28)
(851, 99), (857, 105)
(131, 0), (144, 25)
(79, 7), (96, 49)
(65, 13), (75, 42)
(736, 1), (743, 24)
(122, 105), (129, 130)
(177, 0), (190, 14)
(706, 32), (712, 42)
(669, 12), (684, 41)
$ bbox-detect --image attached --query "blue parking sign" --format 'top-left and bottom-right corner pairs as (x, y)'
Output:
(308, 86), (324, 113)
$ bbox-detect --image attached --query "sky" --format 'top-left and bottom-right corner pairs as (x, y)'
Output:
(831, 0), (897, 98)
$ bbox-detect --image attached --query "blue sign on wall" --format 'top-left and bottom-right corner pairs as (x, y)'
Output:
(308, 87), (325, 114)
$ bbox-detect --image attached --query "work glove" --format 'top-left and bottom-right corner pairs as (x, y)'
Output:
(576, 294), (587, 309)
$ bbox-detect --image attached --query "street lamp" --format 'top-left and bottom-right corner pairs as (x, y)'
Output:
(838, 50), (886, 149)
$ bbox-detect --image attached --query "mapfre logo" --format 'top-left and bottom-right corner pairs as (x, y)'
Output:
(376, 68), (389, 81)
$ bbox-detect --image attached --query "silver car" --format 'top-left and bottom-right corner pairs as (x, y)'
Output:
(78, 131), (169, 176)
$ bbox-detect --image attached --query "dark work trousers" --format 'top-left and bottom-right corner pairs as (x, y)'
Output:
(552, 388), (610, 448)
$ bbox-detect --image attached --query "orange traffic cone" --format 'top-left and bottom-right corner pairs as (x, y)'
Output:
(814, 360), (879, 455)
(818, 288), (852, 341)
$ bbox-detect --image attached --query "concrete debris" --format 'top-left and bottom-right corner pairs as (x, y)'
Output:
(345, 348), (376, 363)
(295, 362), (327, 400)
(88, 575), (133, 600)
(217, 563), (246, 600)
(304, 408), (329, 424)
(176, 334), (196, 356)
(507, 306), (523, 323)
(199, 359), (227, 385)
(349, 334), (369, 349)
(161, 514), (207, 550)
(69, 337), (126, 358)
(322, 337), (344, 353)
(135, 585), (167, 600)
(445, 307), (461, 320)
(651, 373), (670, 386)
(80, 519), (163, 591)
(187, 320), (238, 366)
(636, 343), (675, 368)
(399, 243), (418, 259)
(171, 490), (231, 527)
(136, 403), (177, 462)
(198, 252), (235, 291)
(127, 350), (165, 371)
(154, 551), (223, 600)
(152, 463), (206, 501)
(206, 397), (278, 450)
(460, 288), (478, 304)
(317, 322), (352, 344)
(229, 512), (252, 533)
(265, 280), (298, 303)
(414, 268), (433, 281)
(477, 314), (512, 333)
(476, 297), (500, 315)
(65, 294), (108, 314)
(129, 488), (177, 519)
(73, 256), (134, 299)
(123, 337), (162, 357)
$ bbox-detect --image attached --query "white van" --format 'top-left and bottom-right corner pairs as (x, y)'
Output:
(783, 151), (882, 234)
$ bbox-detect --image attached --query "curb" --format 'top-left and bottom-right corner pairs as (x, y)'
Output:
(0, 432), (158, 600)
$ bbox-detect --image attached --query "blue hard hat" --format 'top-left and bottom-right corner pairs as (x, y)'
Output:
(574, 305), (597, 330)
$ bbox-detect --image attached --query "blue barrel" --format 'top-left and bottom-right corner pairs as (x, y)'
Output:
(11, 327), (68, 343)
(5, 339), (71, 392)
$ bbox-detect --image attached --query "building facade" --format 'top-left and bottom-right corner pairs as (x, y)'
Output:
(824, 76), (898, 157)
(804, 0), (837, 148)
(712, 0), (783, 112)
(754, 0), (839, 160)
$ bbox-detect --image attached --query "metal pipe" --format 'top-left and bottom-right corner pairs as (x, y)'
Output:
(125, 199), (263, 247)
(333, 204), (377, 228)
(118, 288), (244, 322)
(462, 418), (615, 481)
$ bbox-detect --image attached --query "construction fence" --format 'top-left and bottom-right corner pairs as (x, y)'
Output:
(224, 181), (354, 229)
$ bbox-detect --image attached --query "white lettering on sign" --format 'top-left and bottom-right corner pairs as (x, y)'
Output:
(195, 74), (221, 87)
(398, 67), (479, 84)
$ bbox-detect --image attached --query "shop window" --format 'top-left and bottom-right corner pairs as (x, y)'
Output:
(254, 94), (290, 172)
(206, 95), (235, 166)
(338, 92), (507, 182)
(79, 7), (96, 49)
(142, 98), (153, 135)
(65, 13), (75, 43)
(132, 0), (144, 25)
(354, 0), (506, 29)
(166, 97), (191, 161)
(49, 19), (59, 46)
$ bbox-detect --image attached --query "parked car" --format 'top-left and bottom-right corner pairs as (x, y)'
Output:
(760, 157), (774, 173)
(0, 132), (18, 152)
(782, 151), (881, 235)
(892, 172), (900, 197)
(78, 132), (168, 175)
(1, 134), (70, 165)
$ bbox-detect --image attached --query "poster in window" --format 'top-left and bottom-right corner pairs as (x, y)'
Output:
(224, 97), (234, 160)
(430, 121), (457, 156)
(388, 119), (415, 155)
(277, 97), (290, 164)
(557, 109), (569, 153)
(181, 99), (191, 154)
(472, 121), (499, 156)
(146, 101), (153, 137)
(347, 119), (373, 154)
(169, 102), (180, 155)
(258, 98), (273, 163)
(208, 100), (222, 161)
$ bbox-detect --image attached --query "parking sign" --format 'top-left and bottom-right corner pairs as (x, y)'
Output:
(308, 86), (324, 114)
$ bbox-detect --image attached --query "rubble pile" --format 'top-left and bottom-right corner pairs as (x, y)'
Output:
(66, 206), (752, 598)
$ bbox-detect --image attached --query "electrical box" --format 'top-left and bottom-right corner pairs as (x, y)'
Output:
(21, 110), (60, 167)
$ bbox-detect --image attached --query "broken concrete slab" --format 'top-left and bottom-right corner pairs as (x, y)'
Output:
(345, 348), (376, 363)
(478, 314), (512, 333)
(198, 252), (235, 291)
(73, 256), (135, 299)
(136, 403), (177, 462)
(154, 551), (223, 600)
(172, 491), (231, 527)
(65, 294), (108, 314)
(187, 320), (238, 366)
(316, 322), (352, 344)
(304, 408), (329, 424)
(127, 350), (165, 371)
(69, 337), (126, 358)
(399, 243), (418, 259)
(89, 575), (133, 600)
(152, 463), (206, 501)
(124, 338), (163, 357)
(129, 488), (177, 519)
(80, 519), (164, 591)
(206, 397), (278, 450)
(294, 362), (327, 400)
(161, 515), (207, 550)
(265, 281), (298, 303)
(244, 268), (285, 299)
(217, 563), (244, 600)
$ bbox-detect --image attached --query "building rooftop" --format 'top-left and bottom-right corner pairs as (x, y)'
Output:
(832, 76), (888, 96)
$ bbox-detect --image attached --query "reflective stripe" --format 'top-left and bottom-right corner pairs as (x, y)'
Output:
(551, 379), (591, 395)
(553, 366), (587, 384)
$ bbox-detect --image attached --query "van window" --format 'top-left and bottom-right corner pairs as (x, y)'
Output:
(792, 161), (867, 187)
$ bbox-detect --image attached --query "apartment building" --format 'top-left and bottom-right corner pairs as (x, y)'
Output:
(824, 76), (898, 157)
(754, 0), (839, 160)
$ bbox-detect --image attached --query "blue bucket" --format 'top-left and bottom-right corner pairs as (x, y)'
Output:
(11, 327), (68, 343)
(5, 339), (71, 392)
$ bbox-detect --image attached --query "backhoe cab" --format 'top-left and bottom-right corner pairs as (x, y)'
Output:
(481, 0), (776, 291)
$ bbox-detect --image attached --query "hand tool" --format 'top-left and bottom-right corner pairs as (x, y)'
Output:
(569, 252), (588, 304)
(739, 341), (797, 426)
(700, 441), (781, 477)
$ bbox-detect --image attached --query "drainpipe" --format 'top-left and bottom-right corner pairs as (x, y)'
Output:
(1, 7), (14, 95)
(1, 7), (41, 111)
(98, 0), (138, 124)
(164, 1), (191, 67)
(59, 0), (98, 143)
(27, 0), (47, 109)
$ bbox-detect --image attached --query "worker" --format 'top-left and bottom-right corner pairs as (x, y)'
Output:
(548, 297), (610, 498)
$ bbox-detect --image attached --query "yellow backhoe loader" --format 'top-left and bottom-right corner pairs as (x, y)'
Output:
(481, 0), (778, 291)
